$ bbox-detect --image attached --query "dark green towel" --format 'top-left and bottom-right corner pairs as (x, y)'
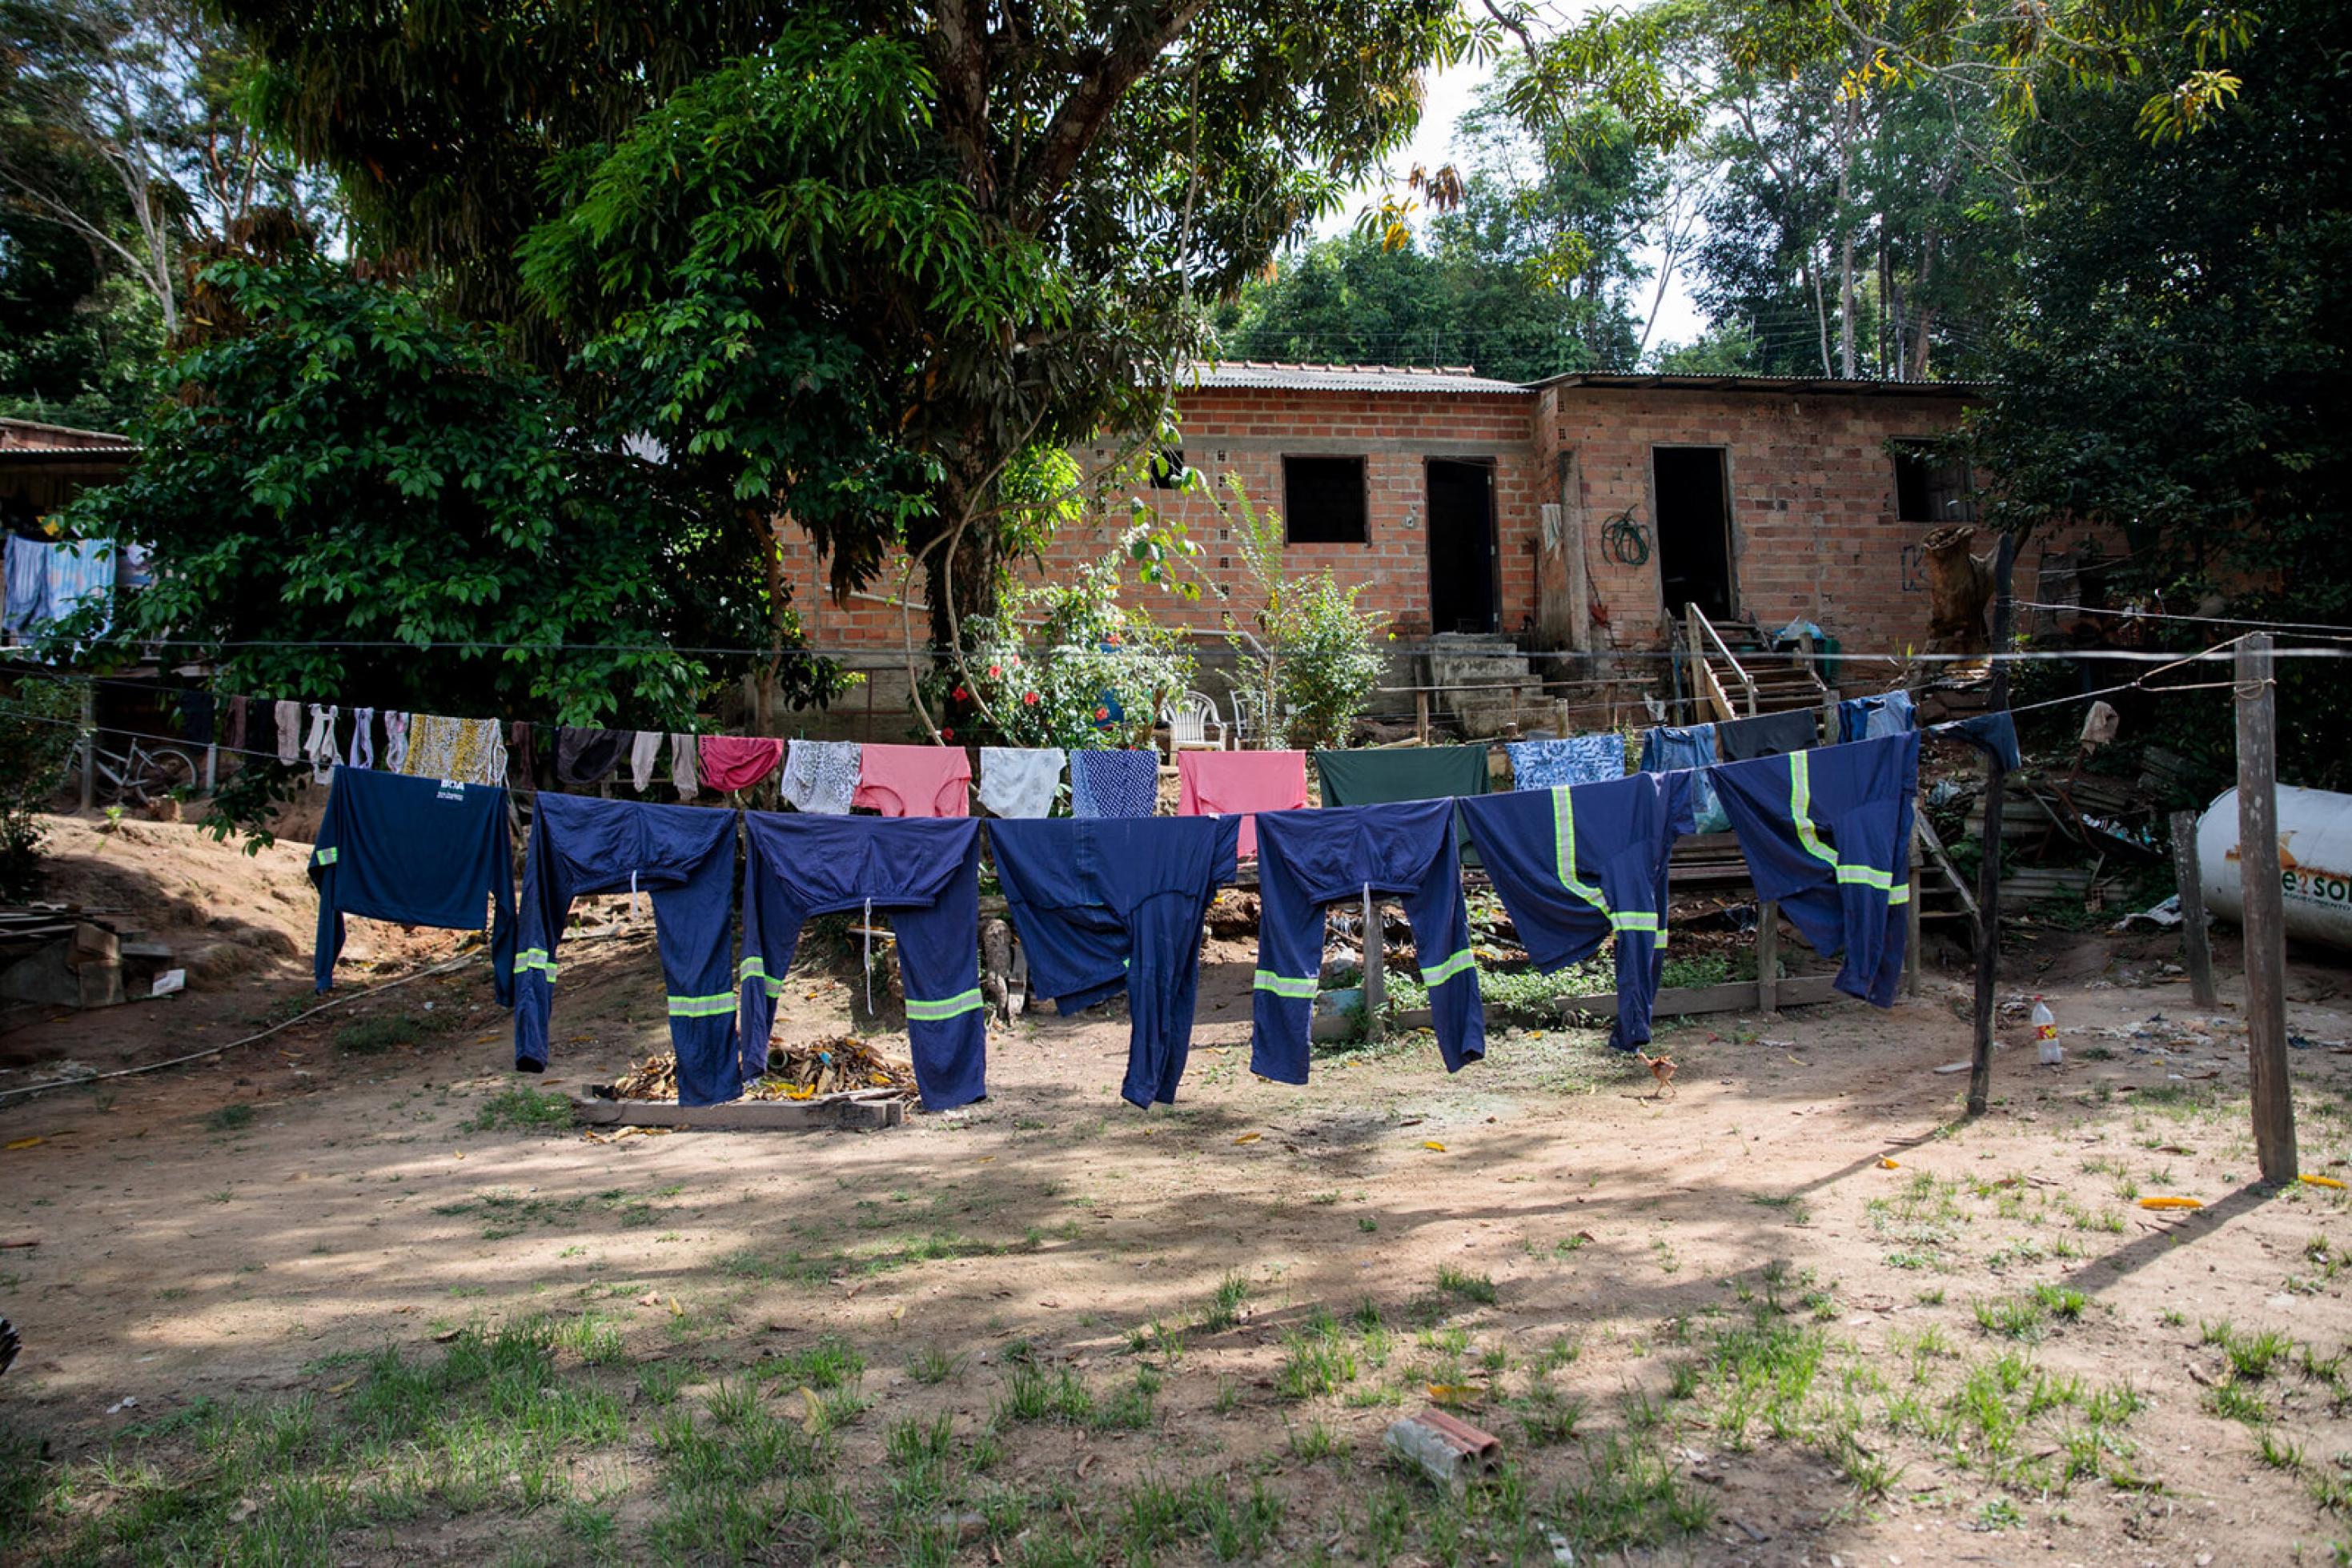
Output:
(1312, 744), (1491, 807)
(1314, 744), (1491, 864)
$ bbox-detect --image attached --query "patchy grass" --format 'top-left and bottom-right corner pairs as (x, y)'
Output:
(460, 1086), (573, 1135)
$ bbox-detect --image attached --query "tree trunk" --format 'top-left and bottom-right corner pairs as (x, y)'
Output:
(1836, 98), (1857, 380)
(1922, 524), (1995, 655)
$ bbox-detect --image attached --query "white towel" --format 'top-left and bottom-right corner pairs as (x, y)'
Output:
(978, 747), (1067, 819)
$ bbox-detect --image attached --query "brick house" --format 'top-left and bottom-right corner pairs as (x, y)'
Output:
(777, 363), (2002, 732)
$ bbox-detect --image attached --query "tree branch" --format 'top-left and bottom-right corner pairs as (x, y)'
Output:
(1010, 0), (1210, 229)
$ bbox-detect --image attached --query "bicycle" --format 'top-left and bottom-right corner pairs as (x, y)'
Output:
(82, 732), (200, 808)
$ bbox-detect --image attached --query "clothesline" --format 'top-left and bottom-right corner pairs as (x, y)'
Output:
(2012, 600), (2352, 636)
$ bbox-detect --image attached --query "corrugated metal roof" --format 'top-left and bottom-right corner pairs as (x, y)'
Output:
(1187, 361), (1531, 395)
(1537, 371), (1985, 398)
(0, 416), (136, 455)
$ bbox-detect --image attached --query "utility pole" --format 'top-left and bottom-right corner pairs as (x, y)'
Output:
(1967, 533), (2015, 1117)
(2234, 633), (2296, 1184)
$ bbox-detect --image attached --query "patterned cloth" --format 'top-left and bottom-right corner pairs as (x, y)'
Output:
(977, 747), (1067, 819)
(347, 708), (375, 769)
(1070, 748), (1159, 819)
(397, 715), (509, 788)
(781, 740), (861, 814)
(1506, 735), (1625, 792)
(381, 712), (408, 772)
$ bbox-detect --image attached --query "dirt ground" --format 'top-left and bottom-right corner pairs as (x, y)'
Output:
(2, 811), (2351, 1566)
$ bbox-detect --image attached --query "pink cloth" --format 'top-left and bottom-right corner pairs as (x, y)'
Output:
(1177, 749), (1307, 858)
(697, 735), (784, 793)
(853, 743), (973, 818)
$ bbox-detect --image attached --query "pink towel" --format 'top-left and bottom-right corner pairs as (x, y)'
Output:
(853, 743), (973, 818)
(1177, 749), (1306, 857)
(698, 735), (785, 793)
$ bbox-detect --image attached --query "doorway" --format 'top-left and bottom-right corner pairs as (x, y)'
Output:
(1651, 446), (1736, 622)
(1425, 459), (1498, 633)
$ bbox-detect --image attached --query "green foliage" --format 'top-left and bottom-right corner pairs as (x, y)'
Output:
(1218, 477), (1383, 751)
(461, 1087), (574, 1137)
(0, 677), (78, 899)
(932, 546), (1194, 750)
(1968, 0), (2352, 792)
(49, 256), (844, 829)
(222, 0), (1474, 646)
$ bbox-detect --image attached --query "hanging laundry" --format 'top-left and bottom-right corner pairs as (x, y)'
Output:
(1250, 800), (1486, 1086)
(303, 704), (339, 784)
(1935, 712), (2021, 772)
(311, 768), (515, 1003)
(738, 814), (986, 1111)
(275, 700), (301, 764)
(225, 696), (247, 755)
(1312, 744), (1489, 808)
(2, 535), (47, 635)
(1461, 772), (1692, 1051)
(508, 720), (536, 788)
(1176, 749), (1306, 857)
(1070, 748), (1159, 818)
(780, 739), (860, 813)
(44, 539), (110, 630)
(1716, 708), (1817, 762)
(668, 732), (699, 800)
(347, 708), (375, 769)
(1638, 723), (1728, 833)
(514, 796), (741, 1102)
(699, 734), (785, 795)
(380, 711), (407, 773)
(1836, 690), (1916, 744)
(555, 727), (625, 787)
(395, 716), (508, 788)
(629, 730), (662, 793)
(977, 747), (1066, 820)
(1708, 732), (1920, 1009)
(1505, 734), (1624, 792)
(179, 688), (215, 749)
(988, 816), (1240, 1109)
(853, 742), (971, 818)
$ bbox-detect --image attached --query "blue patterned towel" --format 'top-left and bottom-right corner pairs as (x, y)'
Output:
(1070, 748), (1159, 818)
(1507, 734), (1626, 791)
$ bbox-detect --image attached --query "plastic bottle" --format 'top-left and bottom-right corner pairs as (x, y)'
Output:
(2033, 997), (2062, 1066)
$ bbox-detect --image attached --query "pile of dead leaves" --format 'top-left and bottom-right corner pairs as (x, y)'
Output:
(603, 1035), (916, 1105)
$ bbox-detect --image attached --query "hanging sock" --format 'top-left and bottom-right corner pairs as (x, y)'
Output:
(304, 704), (339, 784)
(669, 732), (699, 800)
(629, 730), (662, 793)
(381, 712), (408, 773)
(275, 700), (301, 764)
(347, 708), (375, 769)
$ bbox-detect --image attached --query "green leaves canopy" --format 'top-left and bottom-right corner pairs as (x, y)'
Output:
(59, 257), (825, 728)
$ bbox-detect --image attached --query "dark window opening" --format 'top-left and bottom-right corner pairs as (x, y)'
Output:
(1149, 447), (1190, 489)
(1652, 446), (1736, 622)
(1426, 458), (1499, 633)
(1282, 455), (1368, 543)
(1893, 443), (1977, 523)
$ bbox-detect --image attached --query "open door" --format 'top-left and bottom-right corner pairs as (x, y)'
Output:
(1426, 458), (1498, 634)
(1652, 446), (1736, 621)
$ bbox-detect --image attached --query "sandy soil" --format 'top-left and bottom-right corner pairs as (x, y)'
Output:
(2, 810), (2350, 1566)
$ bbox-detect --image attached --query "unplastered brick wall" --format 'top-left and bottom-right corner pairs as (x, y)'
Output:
(774, 386), (1543, 650)
(1551, 385), (1975, 680)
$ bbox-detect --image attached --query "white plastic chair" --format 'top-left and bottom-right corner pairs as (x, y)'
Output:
(1160, 691), (1228, 758)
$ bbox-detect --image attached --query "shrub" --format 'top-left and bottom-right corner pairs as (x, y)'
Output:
(0, 677), (82, 899)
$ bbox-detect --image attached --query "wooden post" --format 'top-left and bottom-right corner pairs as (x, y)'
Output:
(78, 683), (94, 812)
(1904, 836), (1923, 1000)
(2235, 633), (2296, 1184)
(1361, 886), (1386, 1044)
(1756, 900), (1778, 1017)
(2169, 808), (2217, 1008)
(1416, 689), (1431, 746)
(1967, 533), (2016, 1117)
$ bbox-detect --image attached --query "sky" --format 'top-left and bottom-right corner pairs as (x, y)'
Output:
(1314, 54), (1711, 355)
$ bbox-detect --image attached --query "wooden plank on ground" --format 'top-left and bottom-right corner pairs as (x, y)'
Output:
(572, 1093), (905, 1132)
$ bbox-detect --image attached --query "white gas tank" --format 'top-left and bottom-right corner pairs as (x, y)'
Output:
(2197, 784), (2352, 951)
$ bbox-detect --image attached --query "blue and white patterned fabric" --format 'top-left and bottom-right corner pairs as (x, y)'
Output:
(1507, 734), (1626, 792)
(1070, 748), (1158, 819)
